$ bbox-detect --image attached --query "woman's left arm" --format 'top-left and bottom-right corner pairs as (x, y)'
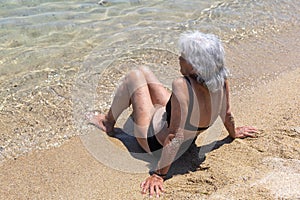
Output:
(140, 131), (184, 197)
(140, 78), (188, 198)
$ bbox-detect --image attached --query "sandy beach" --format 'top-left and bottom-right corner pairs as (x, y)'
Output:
(1, 26), (300, 199)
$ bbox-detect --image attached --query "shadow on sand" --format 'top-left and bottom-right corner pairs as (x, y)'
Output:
(111, 127), (234, 179)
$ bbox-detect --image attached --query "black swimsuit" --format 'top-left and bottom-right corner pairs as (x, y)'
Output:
(147, 122), (163, 153)
(147, 76), (209, 153)
(166, 76), (209, 131)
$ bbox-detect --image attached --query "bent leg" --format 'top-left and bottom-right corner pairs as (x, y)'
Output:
(87, 67), (169, 153)
(87, 69), (155, 152)
(126, 69), (154, 152)
(139, 66), (171, 106)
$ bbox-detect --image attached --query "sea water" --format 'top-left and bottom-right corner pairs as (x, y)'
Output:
(0, 0), (299, 161)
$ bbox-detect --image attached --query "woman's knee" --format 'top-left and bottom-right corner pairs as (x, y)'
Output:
(138, 66), (156, 80)
(126, 69), (146, 82)
(138, 66), (151, 74)
(125, 69), (147, 90)
(125, 70), (153, 111)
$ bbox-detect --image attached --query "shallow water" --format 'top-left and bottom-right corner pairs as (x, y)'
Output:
(1, 0), (299, 77)
(0, 0), (299, 162)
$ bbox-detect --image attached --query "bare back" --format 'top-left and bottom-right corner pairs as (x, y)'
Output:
(168, 76), (225, 135)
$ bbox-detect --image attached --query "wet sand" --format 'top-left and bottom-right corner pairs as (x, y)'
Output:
(1, 27), (300, 199)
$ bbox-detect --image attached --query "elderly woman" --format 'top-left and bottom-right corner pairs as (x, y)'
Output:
(88, 31), (258, 197)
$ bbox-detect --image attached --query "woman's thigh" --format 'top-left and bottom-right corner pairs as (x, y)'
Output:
(139, 66), (171, 106)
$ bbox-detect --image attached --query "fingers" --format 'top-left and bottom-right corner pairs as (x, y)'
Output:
(244, 131), (257, 138)
(141, 181), (149, 195)
(155, 185), (164, 197)
(158, 184), (165, 193)
(236, 126), (260, 138)
(154, 185), (159, 197)
(149, 184), (155, 198)
(140, 180), (164, 198)
(157, 185), (165, 197)
(140, 181), (146, 188)
(152, 184), (165, 198)
(245, 127), (260, 137)
(245, 126), (259, 132)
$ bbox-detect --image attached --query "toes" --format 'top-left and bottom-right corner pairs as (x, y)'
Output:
(84, 111), (115, 134)
(85, 112), (95, 121)
(84, 110), (100, 120)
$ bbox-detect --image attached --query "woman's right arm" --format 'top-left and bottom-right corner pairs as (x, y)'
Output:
(222, 80), (236, 138)
(222, 80), (258, 138)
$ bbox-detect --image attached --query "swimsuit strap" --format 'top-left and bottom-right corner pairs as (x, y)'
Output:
(184, 76), (209, 131)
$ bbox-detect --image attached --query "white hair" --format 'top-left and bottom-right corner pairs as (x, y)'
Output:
(178, 31), (229, 92)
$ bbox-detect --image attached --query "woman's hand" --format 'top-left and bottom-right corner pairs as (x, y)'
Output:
(140, 174), (165, 198)
(235, 126), (259, 138)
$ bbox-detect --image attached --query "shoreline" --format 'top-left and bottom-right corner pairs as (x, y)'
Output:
(1, 26), (300, 199)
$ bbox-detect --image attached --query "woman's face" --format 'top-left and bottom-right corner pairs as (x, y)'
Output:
(179, 54), (194, 75)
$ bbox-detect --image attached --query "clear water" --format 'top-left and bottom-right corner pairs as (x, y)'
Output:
(1, 0), (299, 77)
(0, 0), (299, 161)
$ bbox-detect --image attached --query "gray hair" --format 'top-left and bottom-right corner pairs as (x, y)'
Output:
(178, 31), (229, 92)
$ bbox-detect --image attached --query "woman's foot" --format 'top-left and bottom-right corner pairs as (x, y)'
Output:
(85, 111), (115, 134)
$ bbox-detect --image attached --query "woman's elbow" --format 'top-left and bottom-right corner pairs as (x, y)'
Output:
(163, 132), (184, 147)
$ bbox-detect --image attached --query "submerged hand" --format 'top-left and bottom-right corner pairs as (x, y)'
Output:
(140, 175), (165, 198)
(235, 126), (259, 138)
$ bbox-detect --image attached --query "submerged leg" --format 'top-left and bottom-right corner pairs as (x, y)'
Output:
(87, 69), (153, 139)
(86, 69), (138, 133)
(86, 76), (131, 133)
(87, 67), (169, 153)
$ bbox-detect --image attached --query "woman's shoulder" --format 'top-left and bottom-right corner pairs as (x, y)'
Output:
(171, 77), (189, 98)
